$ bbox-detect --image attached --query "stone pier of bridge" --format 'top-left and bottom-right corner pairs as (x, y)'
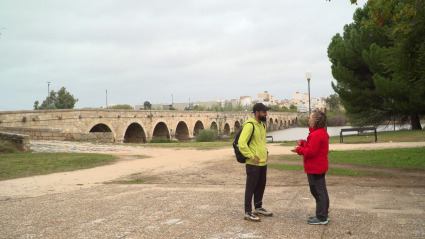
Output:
(0, 110), (301, 143)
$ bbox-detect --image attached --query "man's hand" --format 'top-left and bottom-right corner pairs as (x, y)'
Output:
(253, 156), (260, 165)
(290, 147), (298, 153)
(295, 140), (302, 146)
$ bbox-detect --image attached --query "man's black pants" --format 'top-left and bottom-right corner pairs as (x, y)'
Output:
(307, 173), (329, 221)
(245, 164), (267, 213)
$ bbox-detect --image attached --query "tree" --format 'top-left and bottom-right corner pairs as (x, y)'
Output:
(289, 104), (297, 110)
(108, 104), (133, 110)
(35, 87), (78, 110)
(143, 101), (152, 110)
(328, 2), (424, 129)
(371, 1), (425, 129)
(328, 5), (394, 127)
(193, 105), (206, 111)
(33, 100), (39, 110)
(325, 94), (341, 110)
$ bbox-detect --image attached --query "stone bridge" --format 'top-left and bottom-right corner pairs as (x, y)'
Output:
(0, 110), (300, 143)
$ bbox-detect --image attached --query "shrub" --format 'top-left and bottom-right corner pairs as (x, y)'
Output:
(148, 138), (177, 143)
(327, 115), (349, 126)
(0, 140), (17, 154)
(196, 129), (218, 142)
(298, 115), (310, 127)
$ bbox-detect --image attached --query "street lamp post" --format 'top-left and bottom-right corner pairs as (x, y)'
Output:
(105, 89), (108, 109)
(47, 82), (50, 109)
(305, 69), (312, 115)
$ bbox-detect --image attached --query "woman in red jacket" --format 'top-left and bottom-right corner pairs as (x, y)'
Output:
(291, 110), (329, 225)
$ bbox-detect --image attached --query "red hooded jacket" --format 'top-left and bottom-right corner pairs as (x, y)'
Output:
(296, 127), (329, 174)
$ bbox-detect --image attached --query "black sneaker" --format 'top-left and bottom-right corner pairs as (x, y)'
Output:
(254, 208), (273, 217)
(244, 212), (261, 222)
(307, 217), (329, 225)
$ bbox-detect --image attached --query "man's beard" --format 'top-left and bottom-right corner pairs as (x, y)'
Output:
(259, 115), (267, 122)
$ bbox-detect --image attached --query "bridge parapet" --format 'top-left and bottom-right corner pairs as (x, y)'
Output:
(0, 110), (301, 143)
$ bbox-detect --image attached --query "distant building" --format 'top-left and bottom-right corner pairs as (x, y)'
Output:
(291, 92), (309, 101)
(240, 96), (252, 106)
(258, 91), (275, 105)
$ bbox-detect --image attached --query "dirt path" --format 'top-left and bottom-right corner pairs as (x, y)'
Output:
(1, 141), (425, 200)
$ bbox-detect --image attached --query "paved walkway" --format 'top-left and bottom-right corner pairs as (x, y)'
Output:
(0, 141), (424, 238)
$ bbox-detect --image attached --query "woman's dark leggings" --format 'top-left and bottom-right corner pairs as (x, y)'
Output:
(307, 173), (329, 221)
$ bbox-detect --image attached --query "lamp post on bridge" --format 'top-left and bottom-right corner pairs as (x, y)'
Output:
(47, 82), (50, 109)
(305, 69), (312, 115)
(106, 89), (108, 109)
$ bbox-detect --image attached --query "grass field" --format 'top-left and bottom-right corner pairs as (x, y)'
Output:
(0, 152), (117, 181)
(268, 164), (393, 176)
(269, 146), (425, 171)
(276, 129), (425, 146)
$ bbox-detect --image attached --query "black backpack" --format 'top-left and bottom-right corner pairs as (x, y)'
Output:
(233, 122), (255, 163)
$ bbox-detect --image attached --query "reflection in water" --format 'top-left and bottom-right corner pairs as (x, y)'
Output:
(266, 124), (425, 141)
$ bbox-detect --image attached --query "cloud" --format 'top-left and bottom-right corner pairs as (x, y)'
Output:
(0, 0), (367, 110)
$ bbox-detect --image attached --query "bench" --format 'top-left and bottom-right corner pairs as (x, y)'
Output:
(340, 127), (377, 143)
(266, 136), (273, 142)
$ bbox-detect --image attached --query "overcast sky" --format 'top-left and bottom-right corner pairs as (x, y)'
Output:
(0, 0), (367, 111)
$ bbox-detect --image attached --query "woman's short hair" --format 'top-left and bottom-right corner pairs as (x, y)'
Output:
(311, 110), (327, 128)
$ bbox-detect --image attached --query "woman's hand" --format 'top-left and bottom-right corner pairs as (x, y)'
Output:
(295, 140), (302, 146)
(290, 147), (297, 153)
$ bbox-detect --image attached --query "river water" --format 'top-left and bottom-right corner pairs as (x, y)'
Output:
(266, 124), (425, 141)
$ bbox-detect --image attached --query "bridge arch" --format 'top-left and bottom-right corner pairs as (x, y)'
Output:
(89, 123), (112, 133)
(152, 121), (170, 139)
(124, 122), (146, 143)
(224, 123), (230, 135)
(175, 121), (190, 142)
(210, 121), (217, 130)
(234, 121), (241, 133)
(193, 120), (204, 136)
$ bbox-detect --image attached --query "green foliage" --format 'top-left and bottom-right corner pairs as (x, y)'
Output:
(143, 101), (152, 110)
(148, 138), (176, 143)
(192, 105), (206, 111)
(289, 104), (297, 110)
(298, 115), (309, 127)
(0, 140), (17, 154)
(329, 1), (424, 129)
(328, 4), (417, 128)
(325, 94), (340, 110)
(107, 104), (133, 110)
(35, 87), (78, 110)
(195, 129), (218, 142)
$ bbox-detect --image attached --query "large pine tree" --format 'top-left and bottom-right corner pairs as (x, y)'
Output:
(328, 3), (424, 129)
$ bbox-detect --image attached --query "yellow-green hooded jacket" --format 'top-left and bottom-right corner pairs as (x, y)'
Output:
(238, 118), (268, 166)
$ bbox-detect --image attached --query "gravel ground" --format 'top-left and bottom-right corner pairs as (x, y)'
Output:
(0, 140), (424, 238)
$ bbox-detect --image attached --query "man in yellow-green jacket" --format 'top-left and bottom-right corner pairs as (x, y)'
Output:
(239, 103), (273, 222)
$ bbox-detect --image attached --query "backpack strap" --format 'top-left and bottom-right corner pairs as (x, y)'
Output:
(246, 122), (255, 146)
